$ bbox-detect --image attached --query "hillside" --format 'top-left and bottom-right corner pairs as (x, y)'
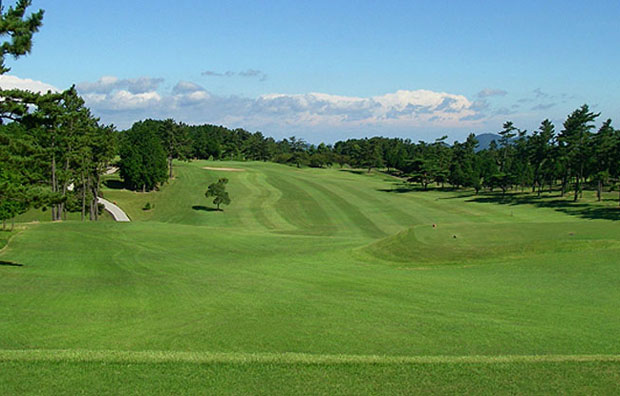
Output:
(1, 161), (620, 394)
(475, 133), (502, 150)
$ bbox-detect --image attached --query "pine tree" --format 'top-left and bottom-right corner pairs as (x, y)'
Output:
(205, 178), (231, 211)
(558, 105), (599, 201)
(0, 0), (44, 74)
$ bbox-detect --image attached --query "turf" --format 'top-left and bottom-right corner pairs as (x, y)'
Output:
(1, 160), (620, 393)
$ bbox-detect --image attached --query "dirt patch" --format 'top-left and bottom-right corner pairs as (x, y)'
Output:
(202, 167), (245, 172)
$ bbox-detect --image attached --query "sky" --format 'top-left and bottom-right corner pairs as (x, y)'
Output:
(2, 0), (620, 143)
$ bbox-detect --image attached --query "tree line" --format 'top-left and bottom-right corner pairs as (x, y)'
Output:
(120, 104), (620, 206)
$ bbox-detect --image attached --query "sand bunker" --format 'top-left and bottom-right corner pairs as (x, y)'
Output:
(202, 166), (245, 172)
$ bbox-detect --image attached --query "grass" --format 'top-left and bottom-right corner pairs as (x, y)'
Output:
(1, 160), (620, 394)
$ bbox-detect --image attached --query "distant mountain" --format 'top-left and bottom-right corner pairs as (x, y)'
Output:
(474, 133), (502, 151)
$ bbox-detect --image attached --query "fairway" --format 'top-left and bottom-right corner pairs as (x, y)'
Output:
(2, 161), (620, 394)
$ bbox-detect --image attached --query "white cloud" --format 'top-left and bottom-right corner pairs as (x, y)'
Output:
(249, 90), (475, 128)
(77, 76), (164, 94)
(75, 75), (486, 137)
(0, 75), (59, 93)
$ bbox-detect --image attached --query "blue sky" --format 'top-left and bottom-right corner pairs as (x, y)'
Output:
(3, 0), (620, 142)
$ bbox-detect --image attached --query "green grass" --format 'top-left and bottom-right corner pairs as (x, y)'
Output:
(1, 160), (620, 394)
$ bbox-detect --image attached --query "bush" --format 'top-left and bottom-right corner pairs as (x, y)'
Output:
(142, 202), (152, 211)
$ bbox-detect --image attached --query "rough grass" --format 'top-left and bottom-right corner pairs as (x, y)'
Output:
(2, 160), (620, 394)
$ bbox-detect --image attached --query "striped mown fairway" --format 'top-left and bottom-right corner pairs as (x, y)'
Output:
(1, 160), (620, 394)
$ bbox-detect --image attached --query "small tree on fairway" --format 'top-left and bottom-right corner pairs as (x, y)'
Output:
(205, 178), (231, 211)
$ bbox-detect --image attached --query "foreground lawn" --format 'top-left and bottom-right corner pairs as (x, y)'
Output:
(1, 160), (620, 393)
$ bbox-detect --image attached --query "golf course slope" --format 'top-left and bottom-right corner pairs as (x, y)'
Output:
(1, 160), (620, 394)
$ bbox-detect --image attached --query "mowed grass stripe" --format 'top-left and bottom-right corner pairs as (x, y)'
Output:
(244, 170), (296, 232)
(2, 350), (620, 364)
(264, 172), (336, 235)
(323, 178), (418, 229)
(290, 175), (387, 239)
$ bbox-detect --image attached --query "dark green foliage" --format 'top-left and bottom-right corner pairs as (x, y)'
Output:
(558, 105), (600, 201)
(142, 202), (152, 211)
(119, 120), (168, 192)
(0, 85), (115, 222)
(0, 0), (44, 74)
(159, 119), (192, 178)
(205, 178), (231, 210)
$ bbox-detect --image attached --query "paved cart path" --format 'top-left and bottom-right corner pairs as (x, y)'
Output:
(98, 198), (130, 222)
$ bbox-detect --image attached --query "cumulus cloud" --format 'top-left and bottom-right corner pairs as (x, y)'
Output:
(72, 75), (492, 136)
(477, 88), (507, 98)
(243, 89), (476, 128)
(172, 81), (206, 95)
(202, 69), (267, 81)
(0, 74), (59, 93)
(82, 90), (162, 111)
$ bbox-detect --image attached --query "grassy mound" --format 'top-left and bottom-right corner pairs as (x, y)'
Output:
(363, 221), (620, 266)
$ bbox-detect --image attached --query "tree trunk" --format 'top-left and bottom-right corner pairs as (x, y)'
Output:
(81, 170), (86, 221)
(93, 175), (100, 221)
(60, 152), (70, 221)
(561, 174), (567, 197)
(51, 149), (58, 221)
(87, 176), (95, 221)
(597, 179), (602, 202)
(168, 156), (173, 179)
(573, 175), (580, 202)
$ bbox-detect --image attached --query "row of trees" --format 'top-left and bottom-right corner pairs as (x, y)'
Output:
(333, 105), (620, 203)
(120, 105), (620, 205)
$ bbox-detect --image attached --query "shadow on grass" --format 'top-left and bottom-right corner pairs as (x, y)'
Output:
(192, 205), (220, 212)
(339, 169), (366, 175)
(378, 186), (420, 193)
(378, 183), (455, 194)
(103, 179), (127, 190)
(377, 182), (620, 221)
(467, 194), (620, 221)
(0, 260), (22, 267)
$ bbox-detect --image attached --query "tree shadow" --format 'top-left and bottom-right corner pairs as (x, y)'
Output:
(376, 183), (620, 221)
(378, 186), (419, 193)
(466, 194), (620, 221)
(339, 169), (366, 175)
(103, 179), (127, 190)
(377, 183), (451, 194)
(0, 260), (23, 267)
(192, 205), (220, 212)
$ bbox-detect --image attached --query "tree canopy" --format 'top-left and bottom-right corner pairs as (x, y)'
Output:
(205, 178), (231, 211)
